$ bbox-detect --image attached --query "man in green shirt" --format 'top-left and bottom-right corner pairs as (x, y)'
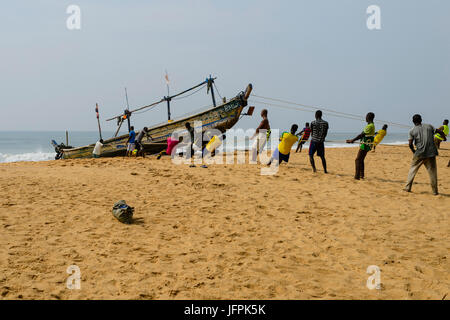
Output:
(346, 112), (375, 180)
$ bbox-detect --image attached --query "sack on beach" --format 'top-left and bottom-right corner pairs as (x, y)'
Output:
(112, 200), (134, 224)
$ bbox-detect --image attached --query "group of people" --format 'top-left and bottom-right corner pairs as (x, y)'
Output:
(251, 109), (448, 195)
(92, 108), (448, 195)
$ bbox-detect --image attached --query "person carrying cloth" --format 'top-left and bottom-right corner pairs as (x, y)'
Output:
(434, 119), (448, 149)
(156, 136), (183, 159)
(93, 139), (104, 158)
(202, 134), (225, 158)
(372, 124), (388, 151)
(267, 124), (299, 166)
(346, 112), (375, 180)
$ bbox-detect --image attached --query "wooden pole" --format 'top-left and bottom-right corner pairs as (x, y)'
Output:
(66, 130), (68, 145)
(208, 75), (216, 108)
(125, 88), (131, 132)
(95, 103), (103, 140)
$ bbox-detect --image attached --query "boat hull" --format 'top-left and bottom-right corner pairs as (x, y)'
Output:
(61, 96), (246, 159)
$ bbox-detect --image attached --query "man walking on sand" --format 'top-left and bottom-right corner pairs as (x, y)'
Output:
(250, 109), (270, 163)
(309, 110), (328, 173)
(404, 114), (446, 195)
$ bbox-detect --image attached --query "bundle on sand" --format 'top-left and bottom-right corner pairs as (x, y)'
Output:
(112, 200), (134, 224)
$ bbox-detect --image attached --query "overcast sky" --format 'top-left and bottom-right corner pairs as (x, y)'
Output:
(0, 0), (449, 133)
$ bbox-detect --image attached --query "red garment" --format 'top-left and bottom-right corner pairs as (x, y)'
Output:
(166, 138), (180, 155)
(301, 127), (311, 141)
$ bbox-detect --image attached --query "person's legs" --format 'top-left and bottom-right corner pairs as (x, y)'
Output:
(354, 149), (367, 179)
(319, 156), (327, 173)
(251, 136), (259, 162)
(268, 148), (280, 166)
(309, 141), (318, 172)
(423, 157), (438, 195)
(252, 133), (267, 163)
(359, 149), (368, 179)
(434, 138), (441, 149)
(296, 140), (302, 153)
(316, 142), (327, 173)
(404, 157), (424, 192)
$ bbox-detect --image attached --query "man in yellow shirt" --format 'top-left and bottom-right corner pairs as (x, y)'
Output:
(434, 119), (448, 149)
(346, 112), (375, 180)
(267, 124), (299, 166)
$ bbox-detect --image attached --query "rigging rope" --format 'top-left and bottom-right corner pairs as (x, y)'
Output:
(172, 84), (207, 101)
(213, 82), (223, 100)
(250, 94), (411, 129)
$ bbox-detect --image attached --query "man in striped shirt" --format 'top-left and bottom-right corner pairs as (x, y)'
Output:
(309, 110), (328, 173)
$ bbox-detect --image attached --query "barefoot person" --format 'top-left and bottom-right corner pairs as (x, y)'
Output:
(250, 109), (270, 163)
(404, 114), (446, 195)
(309, 110), (328, 173)
(295, 122), (311, 153)
(267, 124), (299, 166)
(434, 119), (449, 149)
(346, 112), (375, 180)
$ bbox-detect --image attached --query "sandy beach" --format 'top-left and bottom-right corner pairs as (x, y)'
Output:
(0, 144), (449, 300)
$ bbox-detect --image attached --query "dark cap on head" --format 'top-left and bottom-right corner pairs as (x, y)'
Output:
(444, 119), (449, 125)
(291, 124), (298, 133)
(366, 112), (375, 122)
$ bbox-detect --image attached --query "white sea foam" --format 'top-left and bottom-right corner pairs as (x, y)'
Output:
(0, 152), (55, 163)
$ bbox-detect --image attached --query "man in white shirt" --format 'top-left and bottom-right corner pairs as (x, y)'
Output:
(93, 139), (104, 158)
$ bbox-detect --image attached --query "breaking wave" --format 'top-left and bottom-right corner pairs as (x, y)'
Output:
(0, 152), (56, 163)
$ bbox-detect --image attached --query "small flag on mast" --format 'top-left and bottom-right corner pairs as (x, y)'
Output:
(165, 71), (169, 85)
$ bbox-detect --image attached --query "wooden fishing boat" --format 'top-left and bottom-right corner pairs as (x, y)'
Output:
(56, 77), (253, 159)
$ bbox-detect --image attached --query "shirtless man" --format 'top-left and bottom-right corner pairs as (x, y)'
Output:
(250, 109), (270, 163)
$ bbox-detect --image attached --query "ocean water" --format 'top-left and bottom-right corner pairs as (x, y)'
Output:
(0, 131), (409, 163)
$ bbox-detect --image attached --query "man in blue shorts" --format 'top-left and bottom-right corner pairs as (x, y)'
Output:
(126, 126), (136, 157)
(309, 110), (328, 173)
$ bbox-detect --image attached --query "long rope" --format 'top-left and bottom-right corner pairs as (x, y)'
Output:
(213, 82), (223, 100)
(250, 94), (411, 129)
(250, 99), (366, 122)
